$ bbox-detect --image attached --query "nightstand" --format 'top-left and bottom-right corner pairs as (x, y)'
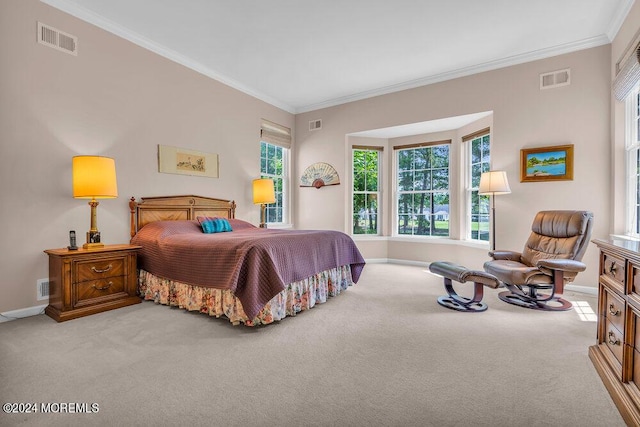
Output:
(44, 244), (142, 322)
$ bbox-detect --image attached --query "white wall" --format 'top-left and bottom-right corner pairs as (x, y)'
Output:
(0, 0), (294, 313)
(295, 45), (612, 284)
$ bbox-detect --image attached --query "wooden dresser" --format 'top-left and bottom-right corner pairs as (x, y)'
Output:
(44, 244), (141, 322)
(591, 238), (640, 425)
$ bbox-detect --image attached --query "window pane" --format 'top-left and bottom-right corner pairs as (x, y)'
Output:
(398, 171), (414, 191)
(432, 168), (448, 190)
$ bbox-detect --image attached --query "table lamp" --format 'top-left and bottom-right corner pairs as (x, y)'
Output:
(479, 170), (511, 250)
(253, 178), (275, 228)
(72, 156), (118, 248)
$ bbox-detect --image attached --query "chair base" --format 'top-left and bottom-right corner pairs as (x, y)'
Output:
(498, 290), (572, 311)
(437, 295), (488, 312)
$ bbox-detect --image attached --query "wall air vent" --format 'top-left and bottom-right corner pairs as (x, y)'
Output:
(540, 69), (570, 90)
(37, 278), (50, 301)
(309, 119), (322, 131)
(37, 22), (78, 56)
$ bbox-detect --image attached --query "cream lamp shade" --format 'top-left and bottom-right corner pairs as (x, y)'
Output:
(72, 156), (118, 249)
(253, 178), (276, 204)
(478, 170), (511, 195)
(253, 178), (275, 228)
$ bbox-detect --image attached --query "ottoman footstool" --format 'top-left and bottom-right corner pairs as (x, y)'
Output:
(429, 261), (501, 312)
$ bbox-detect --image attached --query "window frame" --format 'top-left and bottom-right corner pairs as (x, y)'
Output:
(626, 85), (640, 238)
(465, 130), (491, 243)
(260, 140), (289, 225)
(352, 146), (382, 236)
(394, 140), (451, 237)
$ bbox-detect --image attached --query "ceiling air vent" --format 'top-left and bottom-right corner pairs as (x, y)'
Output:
(37, 22), (78, 56)
(309, 119), (322, 131)
(540, 69), (570, 90)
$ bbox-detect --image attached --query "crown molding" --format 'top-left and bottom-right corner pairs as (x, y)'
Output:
(605, 0), (636, 41)
(40, 0), (626, 116)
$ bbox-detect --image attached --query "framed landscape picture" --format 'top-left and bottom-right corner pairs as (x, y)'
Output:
(520, 144), (573, 182)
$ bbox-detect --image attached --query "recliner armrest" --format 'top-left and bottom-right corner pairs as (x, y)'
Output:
(536, 259), (586, 273)
(488, 250), (522, 261)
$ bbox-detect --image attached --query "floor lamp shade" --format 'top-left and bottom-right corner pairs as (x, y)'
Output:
(72, 156), (118, 248)
(478, 171), (511, 196)
(253, 178), (275, 228)
(478, 170), (511, 250)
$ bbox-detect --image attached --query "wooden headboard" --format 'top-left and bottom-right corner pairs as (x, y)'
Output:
(129, 195), (236, 238)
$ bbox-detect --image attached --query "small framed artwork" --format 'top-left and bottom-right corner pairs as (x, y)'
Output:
(520, 144), (574, 182)
(158, 145), (219, 178)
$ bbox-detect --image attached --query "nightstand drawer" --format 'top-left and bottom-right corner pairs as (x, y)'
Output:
(76, 257), (125, 281)
(75, 276), (125, 306)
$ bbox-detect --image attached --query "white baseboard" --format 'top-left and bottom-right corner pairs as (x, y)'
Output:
(565, 284), (598, 296)
(0, 304), (47, 323)
(365, 258), (430, 267)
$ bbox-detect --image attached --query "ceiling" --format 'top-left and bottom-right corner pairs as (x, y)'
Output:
(42, 0), (634, 114)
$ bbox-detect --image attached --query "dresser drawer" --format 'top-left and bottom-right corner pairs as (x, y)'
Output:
(76, 257), (125, 281)
(601, 252), (626, 290)
(604, 287), (626, 332)
(604, 319), (624, 366)
(75, 276), (126, 307)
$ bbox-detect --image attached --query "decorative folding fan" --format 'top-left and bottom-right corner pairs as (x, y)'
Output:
(300, 162), (340, 189)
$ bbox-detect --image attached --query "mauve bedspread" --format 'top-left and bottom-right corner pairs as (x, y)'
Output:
(130, 219), (366, 319)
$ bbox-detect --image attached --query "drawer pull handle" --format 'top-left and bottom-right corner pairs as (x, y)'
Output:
(93, 282), (113, 291)
(608, 304), (621, 316)
(609, 263), (618, 275)
(608, 331), (621, 346)
(91, 264), (112, 274)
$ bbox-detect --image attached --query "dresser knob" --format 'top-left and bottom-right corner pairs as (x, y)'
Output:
(608, 331), (621, 346)
(91, 264), (112, 274)
(608, 304), (621, 316)
(92, 281), (113, 291)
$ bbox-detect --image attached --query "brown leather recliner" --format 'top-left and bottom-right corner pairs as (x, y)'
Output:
(483, 210), (593, 311)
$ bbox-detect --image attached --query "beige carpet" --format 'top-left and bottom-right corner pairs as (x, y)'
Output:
(0, 263), (624, 426)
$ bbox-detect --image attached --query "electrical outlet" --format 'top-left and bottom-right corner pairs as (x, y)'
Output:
(37, 278), (49, 301)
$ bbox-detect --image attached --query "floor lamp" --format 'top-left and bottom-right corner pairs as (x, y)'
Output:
(479, 171), (511, 250)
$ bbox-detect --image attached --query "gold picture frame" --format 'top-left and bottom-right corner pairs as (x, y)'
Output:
(158, 145), (219, 178)
(520, 144), (573, 182)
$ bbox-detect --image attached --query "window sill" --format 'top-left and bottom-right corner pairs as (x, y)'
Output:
(351, 234), (490, 249)
(266, 223), (293, 230)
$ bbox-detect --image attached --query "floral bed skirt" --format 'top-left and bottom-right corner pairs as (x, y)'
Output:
(138, 265), (354, 326)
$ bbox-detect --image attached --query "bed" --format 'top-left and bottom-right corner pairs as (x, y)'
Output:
(128, 195), (366, 326)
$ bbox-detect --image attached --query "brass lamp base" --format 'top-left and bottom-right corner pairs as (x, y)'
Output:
(83, 242), (104, 250)
(84, 230), (103, 249)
